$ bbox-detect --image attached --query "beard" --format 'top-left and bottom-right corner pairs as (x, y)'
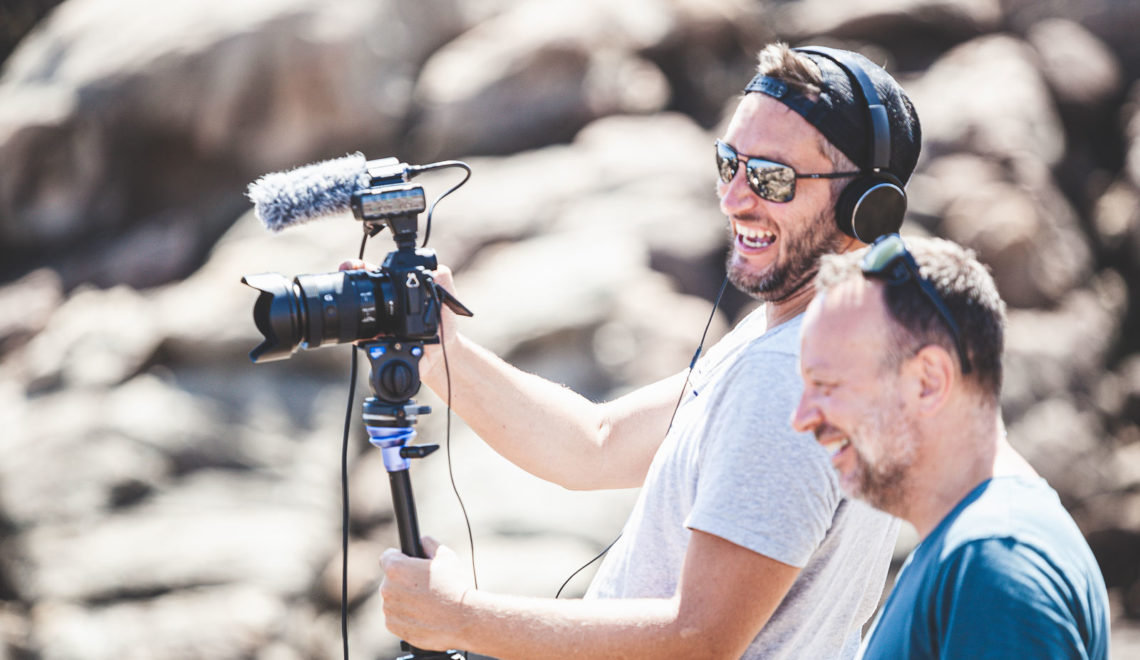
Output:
(847, 404), (919, 514)
(726, 207), (845, 303)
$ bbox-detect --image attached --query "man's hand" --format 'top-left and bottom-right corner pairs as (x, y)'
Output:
(379, 537), (471, 652)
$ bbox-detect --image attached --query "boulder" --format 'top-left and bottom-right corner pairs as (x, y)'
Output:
(1007, 397), (1111, 507)
(772, 0), (1003, 52)
(906, 34), (1064, 165)
(0, 0), (468, 286)
(920, 153), (1092, 308)
(1002, 271), (1127, 421)
(8, 472), (337, 603)
(30, 586), (287, 660)
(1002, 0), (1140, 81)
(1127, 81), (1140, 191)
(0, 0), (64, 64)
(0, 268), (61, 357)
(14, 284), (161, 392)
(1025, 18), (1123, 112)
(408, 0), (672, 159)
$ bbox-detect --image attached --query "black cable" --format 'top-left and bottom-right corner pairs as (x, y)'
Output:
(553, 274), (731, 599)
(436, 302), (479, 592)
(665, 274), (731, 432)
(555, 534), (622, 599)
(340, 233), (369, 660)
(341, 350), (357, 660)
(415, 162), (472, 248)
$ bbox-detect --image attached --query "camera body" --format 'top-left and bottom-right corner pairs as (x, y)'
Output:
(241, 158), (466, 364)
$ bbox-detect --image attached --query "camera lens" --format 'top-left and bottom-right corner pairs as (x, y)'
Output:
(241, 270), (386, 362)
(294, 271), (381, 349)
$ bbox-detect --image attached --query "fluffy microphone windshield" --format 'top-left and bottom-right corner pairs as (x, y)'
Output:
(247, 152), (371, 232)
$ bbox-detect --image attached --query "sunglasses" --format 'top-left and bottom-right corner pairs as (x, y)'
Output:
(860, 234), (972, 374)
(715, 139), (861, 203)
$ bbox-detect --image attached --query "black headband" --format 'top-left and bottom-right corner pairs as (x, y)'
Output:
(743, 46), (919, 182)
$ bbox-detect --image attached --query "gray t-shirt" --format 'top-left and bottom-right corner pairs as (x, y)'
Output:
(586, 309), (899, 659)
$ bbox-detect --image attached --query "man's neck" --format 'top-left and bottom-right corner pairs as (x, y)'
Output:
(904, 406), (1010, 538)
(765, 279), (815, 328)
(766, 236), (862, 328)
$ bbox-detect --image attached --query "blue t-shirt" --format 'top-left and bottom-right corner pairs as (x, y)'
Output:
(861, 476), (1109, 660)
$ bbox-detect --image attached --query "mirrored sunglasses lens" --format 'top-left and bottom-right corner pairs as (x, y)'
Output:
(746, 160), (795, 202)
(716, 142), (737, 183)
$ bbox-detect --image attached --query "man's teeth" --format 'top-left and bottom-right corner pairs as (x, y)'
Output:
(822, 438), (849, 458)
(739, 227), (776, 248)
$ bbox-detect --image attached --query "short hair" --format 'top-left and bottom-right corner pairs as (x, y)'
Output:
(750, 42), (922, 187)
(816, 237), (1007, 401)
(753, 43), (856, 199)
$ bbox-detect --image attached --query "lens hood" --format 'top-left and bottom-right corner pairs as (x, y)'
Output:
(241, 273), (305, 362)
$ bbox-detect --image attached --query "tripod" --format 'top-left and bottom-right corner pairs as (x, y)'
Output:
(361, 338), (465, 660)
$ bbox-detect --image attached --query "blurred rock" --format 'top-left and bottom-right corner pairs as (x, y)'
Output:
(1002, 0), (1140, 82)
(0, 268), (61, 357)
(0, 387), (170, 527)
(1092, 178), (1140, 255)
(317, 539), (380, 609)
(410, 0), (671, 158)
(9, 471), (337, 603)
(30, 586), (285, 660)
(907, 34), (1064, 164)
(0, 0), (63, 64)
(0, 0), (468, 286)
(1026, 18), (1123, 111)
(772, 0), (1002, 49)
(1126, 82), (1140, 191)
(14, 285), (160, 392)
(1002, 272), (1127, 421)
(1007, 397), (1111, 506)
(923, 153), (1092, 308)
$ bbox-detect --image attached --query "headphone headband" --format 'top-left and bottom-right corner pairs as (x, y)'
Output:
(793, 46), (892, 172)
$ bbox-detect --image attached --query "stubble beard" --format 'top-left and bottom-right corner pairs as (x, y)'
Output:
(848, 405), (919, 515)
(725, 207), (845, 303)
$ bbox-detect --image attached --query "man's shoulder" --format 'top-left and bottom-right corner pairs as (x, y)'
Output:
(729, 313), (805, 367)
(694, 311), (804, 393)
(935, 477), (1076, 556)
(926, 478), (1103, 607)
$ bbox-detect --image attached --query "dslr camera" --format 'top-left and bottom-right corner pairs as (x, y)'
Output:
(241, 157), (470, 365)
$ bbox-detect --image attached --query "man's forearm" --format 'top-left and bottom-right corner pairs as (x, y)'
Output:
(380, 532), (794, 660)
(395, 590), (741, 660)
(462, 592), (684, 660)
(421, 333), (681, 490)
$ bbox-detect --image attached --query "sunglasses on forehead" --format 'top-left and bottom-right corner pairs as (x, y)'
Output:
(860, 234), (972, 374)
(715, 139), (861, 203)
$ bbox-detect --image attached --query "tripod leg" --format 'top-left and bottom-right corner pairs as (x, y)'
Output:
(389, 469), (425, 558)
(388, 468), (465, 660)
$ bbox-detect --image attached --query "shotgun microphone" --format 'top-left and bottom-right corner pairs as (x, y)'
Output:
(247, 153), (419, 232)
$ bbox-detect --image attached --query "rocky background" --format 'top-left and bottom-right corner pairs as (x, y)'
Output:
(1, 0), (1139, 657)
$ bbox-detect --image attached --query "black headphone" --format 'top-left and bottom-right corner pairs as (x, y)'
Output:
(794, 47), (907, 243)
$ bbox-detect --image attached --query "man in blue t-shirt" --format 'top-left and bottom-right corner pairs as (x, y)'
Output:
(792, 234), (1110, 659)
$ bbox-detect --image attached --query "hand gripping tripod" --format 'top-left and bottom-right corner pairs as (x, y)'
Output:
(361, 339), (465, 660)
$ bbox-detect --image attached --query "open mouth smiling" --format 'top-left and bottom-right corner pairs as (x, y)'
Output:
(736, 225), (776, 250)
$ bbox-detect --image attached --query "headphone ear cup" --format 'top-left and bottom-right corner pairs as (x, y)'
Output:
(835, 175), (907, 242)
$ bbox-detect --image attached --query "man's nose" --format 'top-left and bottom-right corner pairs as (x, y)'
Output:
(718, 167), (760, 217)
(791, 394), (821, 435)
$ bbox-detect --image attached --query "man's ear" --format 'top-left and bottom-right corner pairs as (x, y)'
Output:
(904, 345), (956, 416)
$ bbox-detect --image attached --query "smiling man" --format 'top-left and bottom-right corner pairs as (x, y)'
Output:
(793, 235), (1110, 659)
(377, 43), (921, 659)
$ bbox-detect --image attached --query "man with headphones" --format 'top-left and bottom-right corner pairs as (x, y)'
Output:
(377, 42), (922, 659)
